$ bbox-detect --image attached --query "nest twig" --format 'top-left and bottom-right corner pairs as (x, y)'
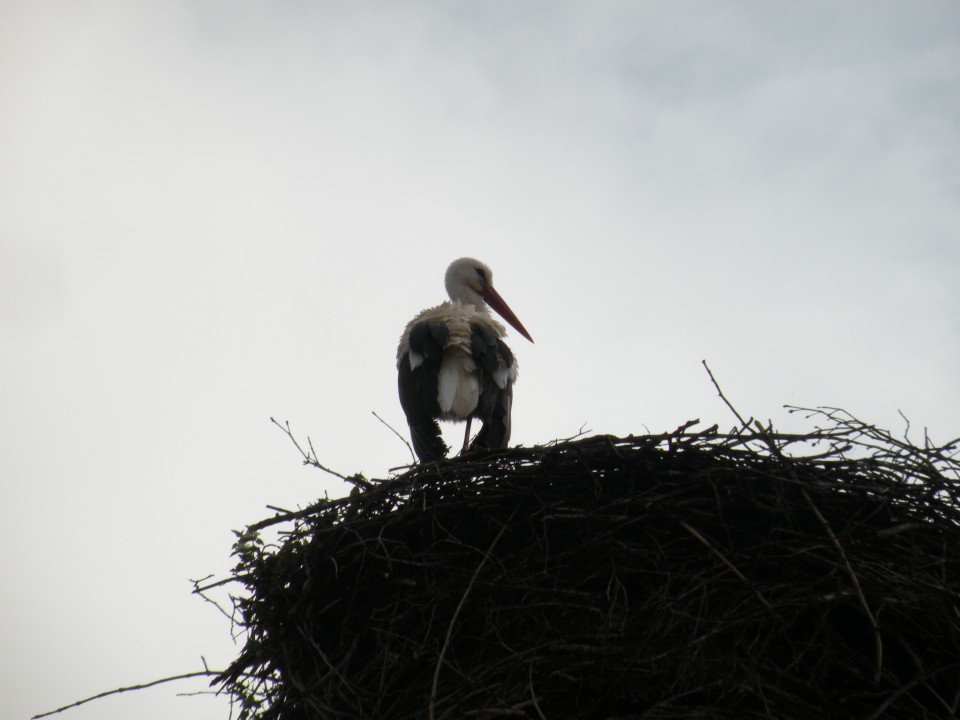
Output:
(212, 408), (960, 720)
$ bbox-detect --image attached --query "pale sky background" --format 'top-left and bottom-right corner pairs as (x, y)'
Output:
(3, 2), (959, 718)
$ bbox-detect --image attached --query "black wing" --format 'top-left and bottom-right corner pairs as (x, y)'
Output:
(468, 323), (515, 452)
(398, 320), (450, 462)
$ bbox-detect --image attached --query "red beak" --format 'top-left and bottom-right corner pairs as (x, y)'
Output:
(482, 286), (534, 343)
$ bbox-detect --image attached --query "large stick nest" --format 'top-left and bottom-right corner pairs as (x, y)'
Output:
(214, 408), (960, 719)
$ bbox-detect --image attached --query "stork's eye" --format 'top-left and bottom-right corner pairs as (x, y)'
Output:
(474, 267), (487, 287)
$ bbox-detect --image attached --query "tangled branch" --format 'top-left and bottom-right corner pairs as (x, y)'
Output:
(212, 409), (960, 719)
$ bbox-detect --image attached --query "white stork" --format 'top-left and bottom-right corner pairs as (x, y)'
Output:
(397, 257), (533, 462)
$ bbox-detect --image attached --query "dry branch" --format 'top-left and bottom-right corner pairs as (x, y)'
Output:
(32, 671), (224, 719)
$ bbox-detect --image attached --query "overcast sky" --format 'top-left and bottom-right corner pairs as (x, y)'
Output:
(3, 2), (959, 719)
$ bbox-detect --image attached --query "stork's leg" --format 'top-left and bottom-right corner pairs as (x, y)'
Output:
(461, 417), (473, 455)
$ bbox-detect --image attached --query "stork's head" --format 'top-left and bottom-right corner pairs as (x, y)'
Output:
(444, 257), (493, 307)
(444, 257), (534, 342)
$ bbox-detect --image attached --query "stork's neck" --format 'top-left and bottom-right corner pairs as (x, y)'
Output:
(446, 285), (486, 310)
